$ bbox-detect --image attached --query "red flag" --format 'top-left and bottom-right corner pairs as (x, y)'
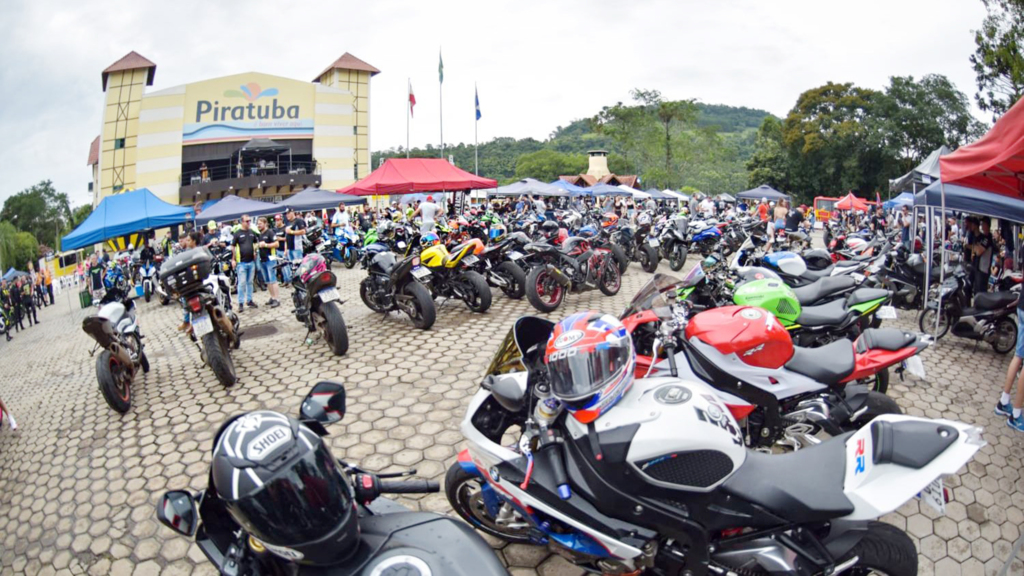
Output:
(409, 82), (416, 117)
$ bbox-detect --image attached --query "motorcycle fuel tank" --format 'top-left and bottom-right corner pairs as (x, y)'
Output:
(732, 279), (802, 326)
(420, 244), (449, 268)
(685, 305), (793, 369)
(763, 251), (807, 276)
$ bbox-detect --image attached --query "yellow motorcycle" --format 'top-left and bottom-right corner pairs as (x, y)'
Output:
(419, 234), (492, 313)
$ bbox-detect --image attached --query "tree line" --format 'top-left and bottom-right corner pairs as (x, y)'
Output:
(0, 181), (92, 270)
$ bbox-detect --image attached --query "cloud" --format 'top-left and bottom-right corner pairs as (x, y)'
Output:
(0, 0), (988, 207)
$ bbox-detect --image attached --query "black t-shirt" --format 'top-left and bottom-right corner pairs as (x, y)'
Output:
(785, 210), (803, 232)
(870, 215), (886, 232)
(976, 232), (994, 272)
(258, 229), (278, 261)
(233, 229), (258, 263)
(89, 267), (104, 291)
(286, 219), (306, 252)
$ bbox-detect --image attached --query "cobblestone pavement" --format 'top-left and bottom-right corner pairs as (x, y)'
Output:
(0, 253), (1022, 576)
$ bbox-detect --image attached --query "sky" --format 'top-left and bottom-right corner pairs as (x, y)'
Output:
(0, 0), (990, 207)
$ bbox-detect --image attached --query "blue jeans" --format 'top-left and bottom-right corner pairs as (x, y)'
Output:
(237, 261), (255, 305)
(259, 260), (277, 284)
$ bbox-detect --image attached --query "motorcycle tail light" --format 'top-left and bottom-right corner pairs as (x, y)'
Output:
(412, 257), (420, 266)
(188, 296), (202, 313)
(321, 272), (332, 283)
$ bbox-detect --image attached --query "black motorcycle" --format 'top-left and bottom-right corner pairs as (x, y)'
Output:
(161, 248), (240, 387)
(359, 251), (437, 330)
(522, 235), (621, 313)
(869, 243), (949, 310)
(156, 381), (507, 576)
(466, 235), (528, 300)
(918, 267), (1018, 353)
(287, 255), (349, 356)
(615, 220), (659, 273)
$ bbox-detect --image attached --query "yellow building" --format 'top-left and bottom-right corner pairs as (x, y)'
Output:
(89, 51), (379, 207)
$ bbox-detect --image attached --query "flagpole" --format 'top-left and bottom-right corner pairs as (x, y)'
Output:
(474, 84), (479, 175)
(439, 48), (444, 160)
(406, 78), (410, 159)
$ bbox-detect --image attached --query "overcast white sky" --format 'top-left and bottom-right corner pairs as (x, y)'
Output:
(0, 0), (989, 207)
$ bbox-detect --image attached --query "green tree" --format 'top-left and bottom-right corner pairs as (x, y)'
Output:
(970, 0), (1024, 119)
(514, 150), (588, 182)
(0, 180), (71, 249)
(0, 221), (39, 271)
(746, 117), (794, 192)
(880, 74), (987, 172)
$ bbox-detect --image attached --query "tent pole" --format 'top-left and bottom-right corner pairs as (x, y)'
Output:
(935, 182), (947, 334)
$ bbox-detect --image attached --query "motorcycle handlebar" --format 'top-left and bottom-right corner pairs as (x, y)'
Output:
(378, 479), (440, 494)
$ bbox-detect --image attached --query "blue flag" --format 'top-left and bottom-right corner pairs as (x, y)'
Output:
(475, 86), (481, 121)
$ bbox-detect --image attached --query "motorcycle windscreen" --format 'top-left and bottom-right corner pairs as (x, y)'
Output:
(620, 273), (687, 320)
(485, 316), (554, 376)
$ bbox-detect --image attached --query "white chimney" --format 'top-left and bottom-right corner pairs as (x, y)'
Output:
(587, 150), (610, 178)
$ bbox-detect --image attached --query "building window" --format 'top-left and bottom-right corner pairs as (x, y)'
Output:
(114, 138), (126, 150)
(88, 182), (94, 192)
(113, 184), (123, 193)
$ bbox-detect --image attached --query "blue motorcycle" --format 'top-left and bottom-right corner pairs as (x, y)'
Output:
(333, 227), (362, 269)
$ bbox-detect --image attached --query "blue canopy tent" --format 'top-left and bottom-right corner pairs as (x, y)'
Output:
(62, 188), (193, 251)
(3, 268), (28, 282)
(549, 180), (592, 197)
(194, 195), (280, 225)
(735, 184), (789, 201)
(914, 181), (1024, 223)
(883, 192), (915, 210)
(590, 183), (633, 197)
(277, 189), (366, 211)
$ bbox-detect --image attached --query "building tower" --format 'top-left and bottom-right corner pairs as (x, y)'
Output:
(98, 51), (156, 203)
(314, 53), (380, 182)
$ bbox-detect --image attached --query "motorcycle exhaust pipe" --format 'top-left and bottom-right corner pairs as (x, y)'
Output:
(545, 264), (571, 287)
(108, 341), (135, 369)
(211, 306), (236, 341)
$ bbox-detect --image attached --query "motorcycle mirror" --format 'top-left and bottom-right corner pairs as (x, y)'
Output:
(156, 491), (198, 537)
(300, 381), (347, 425)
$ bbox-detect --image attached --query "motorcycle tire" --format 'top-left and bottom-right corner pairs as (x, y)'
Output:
(97, 351), (131, 414)
(344, 250), (358, 269)
(202, 332), (237, 387)
(918, 308), (951, 339)
(640, 245), (658, 273)
(160, 295), (170, 306)
(610, 244), (629, 274)
(669, 245), (688, 272)
(843, 392), (901, 431)
(404, 282), (436, 330)
(832, 521), (917, 576)
(862, 366), (889, 394)
(144, 283), (151, 303)
(991, 317), (1016, 354)
(526, 266), (565, 313)
(495, 261), (526, 300)
(445, 463), (533, 544)
(359, 278), (387, 313)
(321, 301), (349, 356)
(599, 258), (622, 296)
(460, 271), (492, 313)
(139, 350), (150, 374)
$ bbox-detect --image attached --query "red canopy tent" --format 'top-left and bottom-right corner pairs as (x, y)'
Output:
(835, 193), (869, 211)
(338, 158), (497, 196)
(940, 96), (1024, 197)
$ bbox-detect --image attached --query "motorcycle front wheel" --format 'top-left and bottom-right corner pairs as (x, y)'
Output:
(403, 282), (436, 330)
(599, 258), (622, 296)
(610, 244), (629, 274)
(918, 308), (951, 339)
(526, 266), (565, 313)
(459, 271), (492, 313)
(445, 464), (532, 544)
(144, 283), (151, 303)
(669, 245), (688, 272)
(344, 249), (358, 269)
(639, 245), (658, 273)
(97, 351), (132, 413)
(202, 332), (237, 387)
(320, 301), (349, 356)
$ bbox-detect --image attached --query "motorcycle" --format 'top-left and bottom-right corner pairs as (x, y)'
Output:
(287, 254), (349, 356)
(161, 248), (240, 387)
(156, 381), (507, 576)
(522, 233), (621, 313)
(447, 314), (982, 575)
(658, 215), (690, 272)
(82, 292), (149, 413)
(918, 267), (1019, 353)
(139, 259), (158, 303)
(359, 251), (437, 330)
(615, 216), (660, 273)
(868, 243), (951, 310)
(333, 227), (362, 269)
(418, 238), (493, 313)
(465, 232), (529, 300)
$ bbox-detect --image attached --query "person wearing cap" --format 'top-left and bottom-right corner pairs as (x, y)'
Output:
(413, 195), (440, 234)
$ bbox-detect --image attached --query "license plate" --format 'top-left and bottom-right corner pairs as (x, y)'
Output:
(648, 238), (660, 247)
(397, 241), (407, 250)
(318, 287), (340, 303)
(411, 266), (431, 279)
(192, 314), (214, 338)
(877, 305), (898, 320)
(904, 355), (926, 379)
(919, 477), (945, 514)
(509, 251), (524, 260)
(462, 255), (479, 266)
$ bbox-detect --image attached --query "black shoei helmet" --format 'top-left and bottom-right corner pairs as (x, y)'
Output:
(540, 220), (560, 239)
(211, 410), (358, 566)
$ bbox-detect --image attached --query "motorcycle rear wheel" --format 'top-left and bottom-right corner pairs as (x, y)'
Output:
(842, 392), (900, 432)
(97, 351), (131, 413)
(321, 301), (349, 356)
(860, 367), (889, 394)
(203, 332), (237, 387)
(834, 521), (917, 576)
(991, 317), (1016, 354)
(460, 271), (492, 313)
(495, 261), (526, 300)
(404, 282), (436, 330)
(445, 464), (532, 544)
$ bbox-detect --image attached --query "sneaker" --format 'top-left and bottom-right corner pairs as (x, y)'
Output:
(249, 301), (258, 309)
(1009, 413), (1024, 433)
(269, 299), (280, 308)
(995, 401), (1013, 417)
(177, 322), (191, 332)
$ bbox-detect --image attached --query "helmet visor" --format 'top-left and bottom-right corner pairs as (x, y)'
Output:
(231, 444), (353, 546)
(548, 338), (630, 401)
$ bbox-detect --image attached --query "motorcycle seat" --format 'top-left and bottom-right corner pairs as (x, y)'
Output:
(795, 299), (853, 327)
(973, 291), (1018, 311)
(800, 266), (834, 281)
(97, 302), (126, 324)
(856, 328), (917, 353)
(835, 259), (862, 268)
(791, 276), (857, 306)
(785, 340), (855, 385)
(721, 433), (855, 523)
(561, 236), (587, 252)
(846, 288), (890, 307)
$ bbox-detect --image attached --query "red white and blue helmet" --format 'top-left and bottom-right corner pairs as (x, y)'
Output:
(545, 312), (635, 424)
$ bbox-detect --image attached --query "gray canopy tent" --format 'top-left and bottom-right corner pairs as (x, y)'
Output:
(233, 138), (292, 177)
(489, 178), (566, 197)
(194, 195), (280, 225)
(735, 184), (789, 201)
(276, 188), (366, 211)
(889, 146), (950, 195)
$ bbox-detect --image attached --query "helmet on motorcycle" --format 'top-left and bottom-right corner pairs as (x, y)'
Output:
(578, 224), (598, 238)
(601, 212), (619, 228)
(637, 212), (652, 226)
(540, 220), (560, 240)
(297, 254), (328, 284)
(545, 312), (635, 424)
(488, 224), (506, 241)
(420, 232), (440, 248)
(211, 410), (358, 566)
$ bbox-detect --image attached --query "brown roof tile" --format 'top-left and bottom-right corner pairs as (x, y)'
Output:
(102, 51), (156, 90)
(87, 136), (100, 166)
(313, 53), (381, 82)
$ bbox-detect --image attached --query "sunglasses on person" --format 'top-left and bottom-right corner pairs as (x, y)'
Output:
(243, 219), (251, 223)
